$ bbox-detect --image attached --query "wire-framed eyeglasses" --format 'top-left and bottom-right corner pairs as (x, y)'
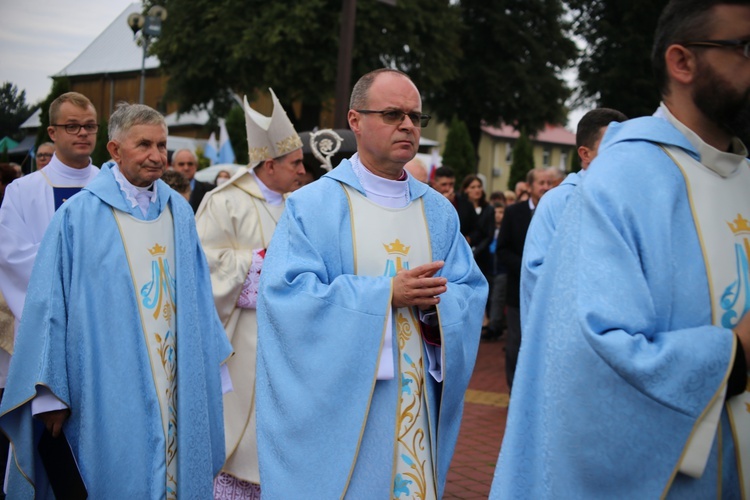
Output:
(355, 109), (431, 128)
(51, 123), (99, 135)
(681, 39), (750, 59)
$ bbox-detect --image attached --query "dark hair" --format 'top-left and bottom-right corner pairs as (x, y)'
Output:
(0, 162), (19, 187)
(433, 165), (455, 180)
(461, 174), (487, 207)
(576, 108), (628, 148)
(161, 170), (190, 194)
(489, 191), (506, 205)
(652, 0), (749, 96)
(350, 68), (414, 109)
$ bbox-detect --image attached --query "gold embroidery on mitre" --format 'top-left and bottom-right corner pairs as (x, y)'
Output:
(149, 243), (166, 256)
(727, 214), (750, 235)
(249, 146), (271, 164)
(275, 135), (303, 156)
(384, 239), (410, 256)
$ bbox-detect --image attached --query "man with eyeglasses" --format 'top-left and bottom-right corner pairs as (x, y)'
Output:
(256, 68), (488, 498)
(35, 142), (55, 170)
(0, 92), (99, 381)
(491, 0), (750, 498)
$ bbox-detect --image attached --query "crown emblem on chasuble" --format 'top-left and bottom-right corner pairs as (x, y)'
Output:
(148, 243), (167, 256)
(383, 239), (411, 277)
(728, 214), (750, 236)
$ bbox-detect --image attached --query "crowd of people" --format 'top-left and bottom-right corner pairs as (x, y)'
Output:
(0, 0), (747, 497)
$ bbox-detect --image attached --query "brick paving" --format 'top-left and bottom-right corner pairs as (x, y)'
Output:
(444, 339), (508, 499)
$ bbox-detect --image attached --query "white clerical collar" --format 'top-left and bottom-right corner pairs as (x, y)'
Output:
(350, 153), (410, 209)
(251, 169), (283, 206)
(659, 102), (748, 178)
(43, 154), (94, 182)
(111, 164), (158, 216)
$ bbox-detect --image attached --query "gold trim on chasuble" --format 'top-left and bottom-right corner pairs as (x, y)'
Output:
(661, 146), (749, 498)
(342, 185), (437, 499)
(112, 207), (178, 499)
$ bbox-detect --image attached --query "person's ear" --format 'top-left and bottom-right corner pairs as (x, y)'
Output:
(107, 140), (120, 163)
(665, 44), (698, 86)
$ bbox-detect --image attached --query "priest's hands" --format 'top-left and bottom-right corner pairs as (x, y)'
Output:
(37, 409), (71, 438)
(392, 261), (447, 310)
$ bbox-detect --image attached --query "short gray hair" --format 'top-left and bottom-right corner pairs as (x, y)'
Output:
(109, 102), (166, 141)
(172, 148), (197, 162)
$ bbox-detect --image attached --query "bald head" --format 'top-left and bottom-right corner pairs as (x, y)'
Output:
(404, 158), (428, 183)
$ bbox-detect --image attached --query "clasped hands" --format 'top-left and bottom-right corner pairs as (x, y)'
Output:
(392, 261), (447, 310)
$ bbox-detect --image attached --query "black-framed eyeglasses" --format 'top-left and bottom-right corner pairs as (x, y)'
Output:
(51, 123), (99, 134)
(355, 109), (431, 128)
(36, 153), (53, 158)
(681, 39), (750, 59)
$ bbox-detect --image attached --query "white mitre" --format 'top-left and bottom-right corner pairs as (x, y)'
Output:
(243, 88), (303, 167)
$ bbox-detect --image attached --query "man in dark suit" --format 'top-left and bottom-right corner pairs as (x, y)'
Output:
(173, 149), (214, 212)
(497, 167), (552, 391)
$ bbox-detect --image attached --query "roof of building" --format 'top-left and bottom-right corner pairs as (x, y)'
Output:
(481, 123), (576, 146)
(19, 108), (41, 130)
(164, 108), (211, 128)
(55, 3), (160, 78)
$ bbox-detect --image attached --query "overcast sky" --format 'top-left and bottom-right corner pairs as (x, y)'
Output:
(0, 0), (136, 104)
(0, 0), (586, 130)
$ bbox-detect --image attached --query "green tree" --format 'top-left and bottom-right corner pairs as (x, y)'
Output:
(225, 105), (248, 165)
(565, 0), (669, 118)
(35, 77), (70, 148)
(91, 117), (110, 167)
(442, 116), (476, 187)
(508, 132), (534, 189)
(0, 82), (31, 141)
(150, 0), (461, 129)
(430, 0), (577, 148)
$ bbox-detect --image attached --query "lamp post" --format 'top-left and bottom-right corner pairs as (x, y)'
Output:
(127, 6), (168, 105)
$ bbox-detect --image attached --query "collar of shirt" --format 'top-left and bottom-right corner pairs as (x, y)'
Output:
(251, 169), (284, 206)
(528, 198), (536, 211)
(659, 102), (748, 178)
(111, 164), (158, 216)
(350, 152), (410, 209)
(44, 154), (95, 183)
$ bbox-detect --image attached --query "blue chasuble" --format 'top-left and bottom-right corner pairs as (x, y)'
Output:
(490, 116), (746, 498)
(256, 159), (487, 498)
(0, 163), (232, 499)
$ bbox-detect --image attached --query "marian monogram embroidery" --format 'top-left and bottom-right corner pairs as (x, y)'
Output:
(141, 244), (177, 320)
(142, 242), (178, 499)
(720, 214), (750, 330)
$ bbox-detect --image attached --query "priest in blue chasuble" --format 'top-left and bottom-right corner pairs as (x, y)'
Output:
(0, 103), (233, 499)
(256, 68), (488, 498)
(491, 1), (750, 498)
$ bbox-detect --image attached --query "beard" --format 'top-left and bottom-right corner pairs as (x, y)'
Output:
(692, 59), (750, 149)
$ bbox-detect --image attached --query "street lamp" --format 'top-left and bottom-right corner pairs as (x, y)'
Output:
(127, 6), (168, 105)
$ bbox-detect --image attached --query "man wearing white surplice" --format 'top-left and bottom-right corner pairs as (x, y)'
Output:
(256, 69), (488, 498)
(196, 89), (305, 499)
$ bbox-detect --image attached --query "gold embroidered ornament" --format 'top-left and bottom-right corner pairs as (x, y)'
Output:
(243, 88), (302, 168)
